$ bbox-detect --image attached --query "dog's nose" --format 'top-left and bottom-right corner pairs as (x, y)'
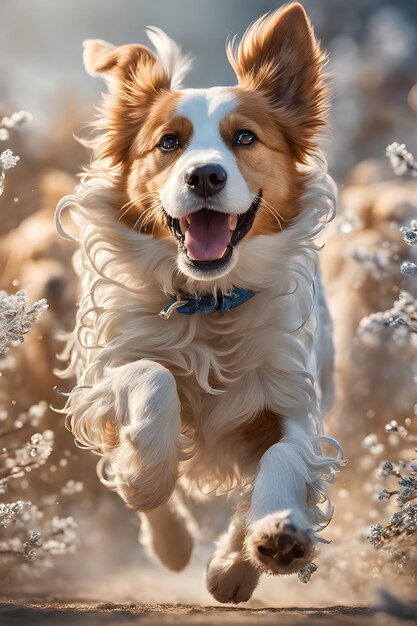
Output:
(184, 164), (227, 197)
(45, 276), (67, 301)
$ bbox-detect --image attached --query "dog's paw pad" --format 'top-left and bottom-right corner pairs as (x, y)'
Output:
(246, 514), (316, 575)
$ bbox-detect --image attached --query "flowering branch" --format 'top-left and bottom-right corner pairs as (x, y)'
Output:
(358, 292), (417, 334)
(0, 149), (19, 198)
(369, 450), (417, 571)
(0, 111), (32, 139)
(0, 430), (54, 482)
(364, 143), (417, 576)
(0, 125), (81, 579)
(386, 143), (417, 178)
(0, 110), (31, 197)
(0, 290), (48, 357)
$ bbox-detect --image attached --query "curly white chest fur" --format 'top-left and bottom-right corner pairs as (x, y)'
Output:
(57, 160), (339, 492)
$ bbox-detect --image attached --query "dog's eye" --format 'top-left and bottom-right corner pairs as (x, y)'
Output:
(159, 135), (181, 152)
(234, 130), (256, 147)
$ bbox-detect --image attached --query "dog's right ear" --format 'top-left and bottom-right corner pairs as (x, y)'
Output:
(82, 33), (189, 166)
(83, 39), (117, 76)
(82, 39), (172, 165)
(83, 39), (159, 80)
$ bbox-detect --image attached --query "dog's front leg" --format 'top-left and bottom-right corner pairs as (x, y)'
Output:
(244, 419), (341, 576)
(70, 360), (186, 511)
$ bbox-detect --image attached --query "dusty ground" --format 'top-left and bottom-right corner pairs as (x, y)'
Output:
(2, 502), (417, 626)
(1, 599), (416, 626)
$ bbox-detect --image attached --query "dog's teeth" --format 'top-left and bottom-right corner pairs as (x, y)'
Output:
(229, 214), (238, 230)
(180, 217), (190, 234)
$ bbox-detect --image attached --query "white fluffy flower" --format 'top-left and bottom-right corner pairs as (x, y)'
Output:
(386, 143), (417, 177)
(401, 222), (417, 247)
(1, 110), (33, 129)
(0, 149), (20, 196)
(0, 149), (19, 170)
(0, 501), (27, 528)
(0, 111), (29, 196)
(401, 261), (417, 274)
(0, 291), (48, 357)
(359, 292), (417, 335)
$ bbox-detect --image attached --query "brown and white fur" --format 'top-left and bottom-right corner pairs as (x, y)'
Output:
(56, 3), (344, 603)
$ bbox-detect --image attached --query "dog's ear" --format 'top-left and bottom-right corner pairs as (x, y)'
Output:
(227, 3), (328, 162)
(82, 33), (192, 166)
(83, 39), (166, 84)
(82, 39), (172, 165)
(83, 39), (117, 76)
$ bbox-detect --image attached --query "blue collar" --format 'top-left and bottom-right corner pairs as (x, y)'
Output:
(159, 288), (255, 319)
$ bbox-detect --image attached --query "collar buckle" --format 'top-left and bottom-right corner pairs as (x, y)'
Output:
(159, 288), (255, 319)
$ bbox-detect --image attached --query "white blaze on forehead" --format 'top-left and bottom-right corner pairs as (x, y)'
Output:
(176, 87), (237, 145)
(159, 87), (253, 218)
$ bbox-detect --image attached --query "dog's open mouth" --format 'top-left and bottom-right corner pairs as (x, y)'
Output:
(164, 191), (262, 271)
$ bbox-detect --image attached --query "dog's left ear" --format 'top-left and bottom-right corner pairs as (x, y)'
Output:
(227, 3), (328, 162)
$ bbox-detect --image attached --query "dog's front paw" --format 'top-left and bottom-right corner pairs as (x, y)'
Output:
(245, 512), (316, 575)
(111, 433), (179, 512)
(206, 554), (260, 604)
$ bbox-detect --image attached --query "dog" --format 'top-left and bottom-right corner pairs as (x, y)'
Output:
(0, 169), (77, 408)
(56, 2), (344, 603)
(322, 167), (417, 492)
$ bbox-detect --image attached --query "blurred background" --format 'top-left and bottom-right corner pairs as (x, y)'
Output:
(1, 0), (417, 610)
(2, 0), (417, 183)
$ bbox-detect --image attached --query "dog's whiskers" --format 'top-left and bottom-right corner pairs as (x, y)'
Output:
(260, 198), (286, 232)
(131, 200), (161, 233)
(118, 191), (160, 222)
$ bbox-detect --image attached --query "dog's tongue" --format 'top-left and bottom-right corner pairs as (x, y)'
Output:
(184, 210), (231, 261)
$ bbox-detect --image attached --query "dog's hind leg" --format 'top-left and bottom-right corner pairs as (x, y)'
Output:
(140, 498), (194, 572)
(206, 512), (260, 604)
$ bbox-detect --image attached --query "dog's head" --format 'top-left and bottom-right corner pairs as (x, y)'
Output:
(84, 3), (328, 282)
